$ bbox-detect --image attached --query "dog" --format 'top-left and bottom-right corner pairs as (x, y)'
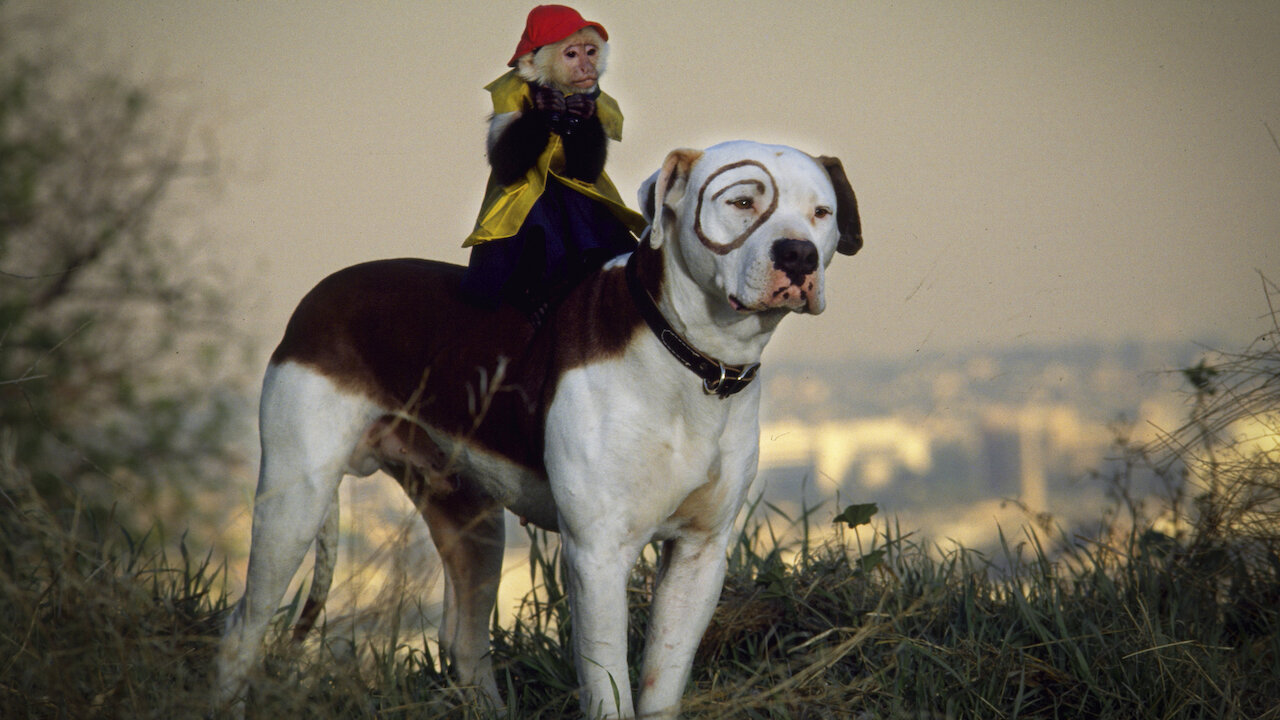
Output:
(214, 141), (862, 719)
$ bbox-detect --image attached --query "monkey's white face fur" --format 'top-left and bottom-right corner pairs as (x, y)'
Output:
(516, 27), (608, 95)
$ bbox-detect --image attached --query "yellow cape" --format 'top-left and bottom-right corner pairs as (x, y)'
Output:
(463, 71), (647, 247)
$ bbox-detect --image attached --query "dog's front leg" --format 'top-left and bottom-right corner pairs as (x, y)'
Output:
(561, 528), (644, 719)
(636, 531), (730, 719)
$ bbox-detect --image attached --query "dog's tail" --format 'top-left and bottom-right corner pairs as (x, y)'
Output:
(291, 488), (340, 642)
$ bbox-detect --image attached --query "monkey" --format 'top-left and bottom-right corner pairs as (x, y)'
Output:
(488, 25), (609, 186)
(461, 5), (647, 320)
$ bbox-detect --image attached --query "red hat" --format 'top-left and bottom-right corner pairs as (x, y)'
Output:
(507, 5), (608, 67)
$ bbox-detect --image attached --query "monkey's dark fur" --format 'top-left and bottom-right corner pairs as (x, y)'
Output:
(488, 87), (608, 187)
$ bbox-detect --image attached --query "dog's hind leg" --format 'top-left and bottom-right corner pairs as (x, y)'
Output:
(214, 362), (379, 710)
(291, 485), (339, 641)
(417, 478), (506, 708)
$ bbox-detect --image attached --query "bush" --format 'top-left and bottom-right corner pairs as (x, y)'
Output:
(0, 4), (251, 539)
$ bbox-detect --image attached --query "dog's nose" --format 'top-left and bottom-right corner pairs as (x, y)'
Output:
(770, 239), (819, 284)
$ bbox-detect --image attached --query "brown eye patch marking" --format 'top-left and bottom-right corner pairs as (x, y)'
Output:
(694, 160), (778, 255)
(710, 179), (765, 202)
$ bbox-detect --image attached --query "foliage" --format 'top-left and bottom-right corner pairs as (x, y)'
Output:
(0, 441), (229, 718)
(0, 6), (250, 535)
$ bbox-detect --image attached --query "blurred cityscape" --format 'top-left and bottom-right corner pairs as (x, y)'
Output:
(752, 340), (1205, 549)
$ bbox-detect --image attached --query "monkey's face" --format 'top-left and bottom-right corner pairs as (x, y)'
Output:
(557, 41), (601, 92)
(519, 28), (609, 96)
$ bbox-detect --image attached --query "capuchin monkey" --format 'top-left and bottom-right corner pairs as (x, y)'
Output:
(488, 26), (609, 186)
(462, 8), (641, 317)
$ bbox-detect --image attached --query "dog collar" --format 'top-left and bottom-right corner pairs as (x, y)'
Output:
(625, 252), (761, 398)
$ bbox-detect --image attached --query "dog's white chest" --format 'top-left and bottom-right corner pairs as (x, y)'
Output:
(544, 353), (760, 543)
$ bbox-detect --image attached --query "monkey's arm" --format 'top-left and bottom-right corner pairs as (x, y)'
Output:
(487, 110), (552, 187)
(561, 114), (607, 183)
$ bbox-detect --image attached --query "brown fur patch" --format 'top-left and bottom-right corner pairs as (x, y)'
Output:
(271, 259), (548, 471)
(669, 474), (726, 534)
(269, 252), (664, 476)
(814, 155), (863, 255)
(545, 243), (662, 399)
(693, 160), (778, 255)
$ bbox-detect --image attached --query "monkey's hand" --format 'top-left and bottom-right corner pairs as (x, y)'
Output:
(564, 93), (596, 120)
(531, 84), (567, 131)
(562, 93), (596, 136)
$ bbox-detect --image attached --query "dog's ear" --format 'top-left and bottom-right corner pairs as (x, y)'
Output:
(638, 172), (658, 224)
(816, 155), (863, 256)
(645, 148), (702, 249)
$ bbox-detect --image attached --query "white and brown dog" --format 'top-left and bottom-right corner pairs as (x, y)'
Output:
(214, 141), (862, 719)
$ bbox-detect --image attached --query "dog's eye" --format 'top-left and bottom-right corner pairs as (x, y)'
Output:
(727, 197), (754, 210)
(814, 206), (833, 219)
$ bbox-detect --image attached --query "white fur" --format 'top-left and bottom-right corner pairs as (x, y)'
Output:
(545, 144), (843, 717)
(544, 342), (763, 717)
(486, 111), (520, 156)
(214, 142), (850, 720)
(515, 27), (608, 94)
(214, 363), (383, 704)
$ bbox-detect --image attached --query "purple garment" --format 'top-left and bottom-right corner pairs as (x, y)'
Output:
(461, 179), (637, 313)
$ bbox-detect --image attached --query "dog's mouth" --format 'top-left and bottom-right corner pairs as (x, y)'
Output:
(728, 295), (791, 314)
(730, 289), (818, 315)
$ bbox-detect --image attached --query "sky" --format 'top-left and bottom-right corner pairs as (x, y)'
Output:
(45, 1), (1280, 365)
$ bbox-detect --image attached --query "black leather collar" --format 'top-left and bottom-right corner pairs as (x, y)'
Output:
(625, 252), (760, 398)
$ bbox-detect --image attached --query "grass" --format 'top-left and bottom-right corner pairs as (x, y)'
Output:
(0, 442), (229, 718)
(3, 464), (1276, 718)
(2, 292), (1277, 718)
